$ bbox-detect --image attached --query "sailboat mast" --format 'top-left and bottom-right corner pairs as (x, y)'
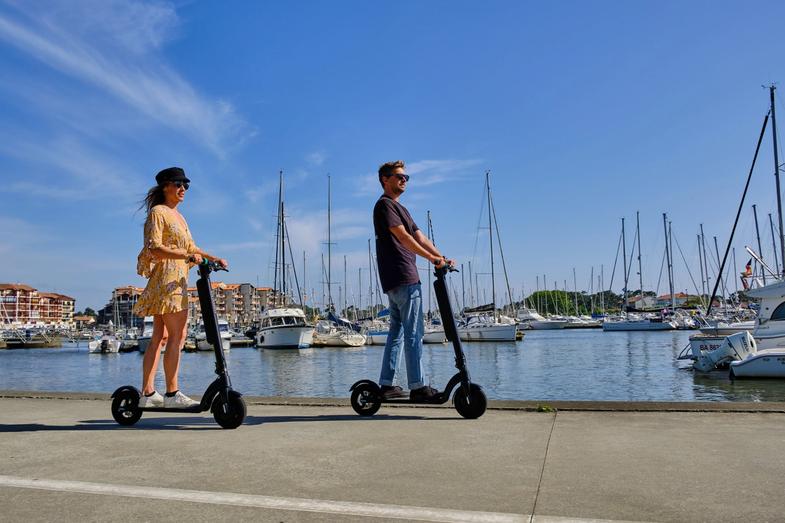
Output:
(700, 224), (710, 299)
(368, 239), (373, 313)
(663, 213), (674, 310)
(486, 171), (496, 313)
(769, 213), (781, 275)
(427, 210), (432, 315)
(281, 200), (286, 302)
(573, 267), (578, 315)
(327, 174), (332, 308)
(621, 218), (628, 311)
(697, 235), (706, 307)
(770, 85), (785, 277)
(636, 211), (643, 300)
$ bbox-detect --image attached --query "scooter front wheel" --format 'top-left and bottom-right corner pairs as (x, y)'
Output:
(111, 389), (142, 426)
(453, 384), (487, 419)
(350, 383), (382, 416)
(212, 394), (246, 429)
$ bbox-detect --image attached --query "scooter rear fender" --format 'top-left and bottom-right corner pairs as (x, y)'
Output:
(111, 385), (140, 399)
(349, 379), (381, 393)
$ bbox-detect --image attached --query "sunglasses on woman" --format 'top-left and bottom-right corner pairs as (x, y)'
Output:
(171, 181), (190, 190)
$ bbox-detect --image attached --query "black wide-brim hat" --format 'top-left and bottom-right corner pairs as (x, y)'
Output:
(155, 167), (190, 185)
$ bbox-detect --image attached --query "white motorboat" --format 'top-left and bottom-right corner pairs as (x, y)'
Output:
(313, 320), (365, 347)
(689, 279), (785, 375)
(698, 320), (756, 336)
(256, 307), (314, 349)
(196, 318), (232, 353)
(602, 313), (676, 331)
(458, 313), (517, 341)
(88, 332), (120, 353)
(517, 308), (568, 330)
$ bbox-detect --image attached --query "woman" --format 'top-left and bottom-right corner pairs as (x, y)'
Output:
(133, 167), (228, 408)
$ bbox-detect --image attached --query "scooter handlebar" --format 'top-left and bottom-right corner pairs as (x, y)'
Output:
(201, 259), (229, 272)
(434, 263), (458, 276)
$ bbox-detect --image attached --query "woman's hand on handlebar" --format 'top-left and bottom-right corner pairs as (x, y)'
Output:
(188, 253), (204, 265)
(216, 258), (229, 269)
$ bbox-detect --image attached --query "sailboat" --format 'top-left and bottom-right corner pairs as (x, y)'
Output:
(312, 175), (367, 347)
(602, 212), (677, 331)
(256, 171), (315, 350)
(457, 171), (517, 342)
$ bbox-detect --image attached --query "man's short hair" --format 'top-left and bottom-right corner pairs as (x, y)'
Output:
(378, 160), (405, 187)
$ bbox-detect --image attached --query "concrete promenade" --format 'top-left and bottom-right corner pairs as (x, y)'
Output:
(1, 392), (785, 522)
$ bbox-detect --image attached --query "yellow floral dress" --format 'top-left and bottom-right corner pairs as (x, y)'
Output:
(133, 205), (198, 317)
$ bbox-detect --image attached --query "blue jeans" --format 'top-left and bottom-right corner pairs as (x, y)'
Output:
(380, 282), (425, 389)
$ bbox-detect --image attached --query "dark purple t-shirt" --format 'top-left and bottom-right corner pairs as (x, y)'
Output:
(374, 195), (420, 293)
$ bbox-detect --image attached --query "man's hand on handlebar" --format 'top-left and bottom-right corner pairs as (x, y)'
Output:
(434, 257), (456, 270)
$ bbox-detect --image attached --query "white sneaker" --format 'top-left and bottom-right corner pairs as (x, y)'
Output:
(139, 391), (164, 408)
(164, 391), (199, 409)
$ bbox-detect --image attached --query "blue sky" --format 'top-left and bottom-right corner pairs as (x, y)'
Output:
(2, 0), (785, 311)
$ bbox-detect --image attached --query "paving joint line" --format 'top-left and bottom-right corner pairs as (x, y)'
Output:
(530, 410), (558, 520)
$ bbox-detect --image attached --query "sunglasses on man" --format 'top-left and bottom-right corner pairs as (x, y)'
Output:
(385, 173), (410, 182)
(171, 181), (190, 190)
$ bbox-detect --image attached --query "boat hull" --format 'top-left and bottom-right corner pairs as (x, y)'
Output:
(196, 336), (231, 353)
(730, 349), (785, 378)
(257, 326), (313, 349)
(423, 329), (446, 344)
(458, 323), (517, 341)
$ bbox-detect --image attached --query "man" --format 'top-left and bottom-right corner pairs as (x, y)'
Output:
(373, 160), (455, 400)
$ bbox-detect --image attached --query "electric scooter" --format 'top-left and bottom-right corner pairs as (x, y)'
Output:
(349, 264), (487, 419)
(110, 260), (247, 429)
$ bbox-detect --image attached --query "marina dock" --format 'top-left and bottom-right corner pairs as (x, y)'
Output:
(1, 392), (784, 522)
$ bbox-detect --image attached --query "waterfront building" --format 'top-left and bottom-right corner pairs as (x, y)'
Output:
(97, 286), (144, 329)
(0, 283), (75, 327)
(184, 282), (280, 328)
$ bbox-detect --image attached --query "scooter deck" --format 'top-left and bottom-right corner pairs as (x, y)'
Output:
(379, 395), (449, 405)
(139, 406), (204, 413)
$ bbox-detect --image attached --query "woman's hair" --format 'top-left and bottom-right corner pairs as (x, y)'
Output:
(139, 184), (166, 215)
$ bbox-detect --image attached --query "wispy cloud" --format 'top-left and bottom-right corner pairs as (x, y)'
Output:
(306, 151), (326, 166)
(0, 135), (135, 200)
(0, 1), (252, 156)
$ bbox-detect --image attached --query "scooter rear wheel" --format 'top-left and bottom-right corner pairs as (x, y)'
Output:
(111, 389), (142, 426)
(351, 383), (382, 416)
(212, 394), (246, 429)
(453, 384), (487, 419)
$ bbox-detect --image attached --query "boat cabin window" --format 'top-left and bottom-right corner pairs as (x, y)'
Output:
(272, 317), (284, 326)
(770, 301), (785, 321)
(261, 318), (270, 328)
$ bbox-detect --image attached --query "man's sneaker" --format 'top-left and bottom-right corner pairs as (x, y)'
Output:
(380, 385), (406, 399)
(410, 385), (440, 402)
(139, 391), (164, 408)
(164, 391), (199, 409)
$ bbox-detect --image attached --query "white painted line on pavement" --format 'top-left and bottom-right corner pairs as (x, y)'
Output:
(0, 474), (527, 523)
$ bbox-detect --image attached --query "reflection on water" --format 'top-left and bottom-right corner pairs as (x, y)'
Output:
(3, 330), (785, 401)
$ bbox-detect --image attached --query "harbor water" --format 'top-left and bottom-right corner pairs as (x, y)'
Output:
(3, 329), (785, 402)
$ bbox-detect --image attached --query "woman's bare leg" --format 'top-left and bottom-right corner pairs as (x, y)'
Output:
(142, 316), (168, 395)
(161, 310), (188, 393)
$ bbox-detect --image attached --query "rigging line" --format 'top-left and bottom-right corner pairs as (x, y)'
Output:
(707, 111), (769, 315)
(470, 175), (487, 270)
(672, 233), (703, 298)
(655, 245), (666, 296)
(608, 228), (623, 293)
(284, 220), (303, 305)
(490, 194), (514, 310)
